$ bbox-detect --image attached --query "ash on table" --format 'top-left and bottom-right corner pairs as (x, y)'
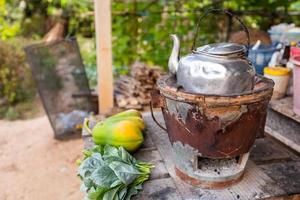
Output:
(114, 62), (165, 110)
(197, 157), (241, 176)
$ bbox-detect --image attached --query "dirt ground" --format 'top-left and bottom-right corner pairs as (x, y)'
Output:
(0, 115), (84, 200)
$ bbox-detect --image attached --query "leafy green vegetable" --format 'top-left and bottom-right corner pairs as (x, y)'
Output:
(109, 161), (141, 185)
(78, 153), (103, 177)
(78, 145), (154, 200)
(91, 165), (118, 187)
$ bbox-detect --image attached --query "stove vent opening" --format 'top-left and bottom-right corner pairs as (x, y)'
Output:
(194, 153), (249, 176)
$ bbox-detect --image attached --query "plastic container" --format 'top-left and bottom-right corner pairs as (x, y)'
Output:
(291, 56), (300, 115)
(264, 67), (291, 99)
(268, 30), (284, 44)
(285, 30), (300, 43)
(268, 29), (300, 43)
(248, 45), (277, 75)
(291, 46), (300, 57)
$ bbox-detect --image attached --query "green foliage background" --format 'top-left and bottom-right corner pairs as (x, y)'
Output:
(2, 0), (300, 70)
(0, 38), (36, 119)
(1, 0), (300, 119)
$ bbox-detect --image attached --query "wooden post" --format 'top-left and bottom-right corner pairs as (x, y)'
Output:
(94, 0), (114, 114)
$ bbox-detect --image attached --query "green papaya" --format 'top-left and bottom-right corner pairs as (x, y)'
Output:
(104, 116), (145, 130)
(91, 119), (144, 152)
(108, 109), (142, 119)
(83, 109), (145, 152)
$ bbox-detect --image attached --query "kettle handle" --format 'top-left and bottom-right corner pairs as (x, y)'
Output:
(191, 8), (250, 55)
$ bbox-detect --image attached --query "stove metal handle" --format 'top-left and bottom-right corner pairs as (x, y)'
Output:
(150, 100), (167, 132)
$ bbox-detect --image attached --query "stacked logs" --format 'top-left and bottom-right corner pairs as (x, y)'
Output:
(114, 62), (165, 110)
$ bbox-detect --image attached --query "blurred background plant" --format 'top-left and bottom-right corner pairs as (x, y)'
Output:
(1, 0), (300, 119)
(0, 38), (36, 120)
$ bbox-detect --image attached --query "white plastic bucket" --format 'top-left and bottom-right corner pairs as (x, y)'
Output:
(264, 67), (291, 100)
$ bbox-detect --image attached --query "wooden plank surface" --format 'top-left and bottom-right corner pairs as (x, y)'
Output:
(94, 0), (114, 113)
(135, 150), (170, 180)
(250, 138), (292, 164)
(266, 109), (300, 153)
(133, 178), (182, 200)
(269, 97), (300, 124)
(82, 112), (300, 199)
(259, 162), (300, 195)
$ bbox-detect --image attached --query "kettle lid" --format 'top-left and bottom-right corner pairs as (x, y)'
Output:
(196, 43), (246, 56)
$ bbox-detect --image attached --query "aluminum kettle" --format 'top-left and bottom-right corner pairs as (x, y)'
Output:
(168, 9), (256, 95)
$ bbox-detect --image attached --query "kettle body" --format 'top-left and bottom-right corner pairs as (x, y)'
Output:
(176, 43), (255, 94)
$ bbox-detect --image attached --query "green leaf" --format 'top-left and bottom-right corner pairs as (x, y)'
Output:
(87, 187), (109, 200)
(109, 161), (141, 185)
(110, 179), (123, 188)
(103, 186), (122, 200)
(118, 187), (127, 200)
(135, 184), (142, 190)
(78, 153), (103, 177)
(103, 156), (124, 164)
(90, 165), (119, 187)
(104, 145), (119, 157)
(124, 186), (139, 200)
(80, 183), (87, 192)
(83, 178), (94, 191)
(60, 0), (68, 7)
(119, 147), (136, 164)
(102, 146), (134, 164)
(90, 145), (104, 155)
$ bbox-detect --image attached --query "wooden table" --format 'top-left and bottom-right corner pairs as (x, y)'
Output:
(266, 97), (300, 153)
(82, 112), (300, 200)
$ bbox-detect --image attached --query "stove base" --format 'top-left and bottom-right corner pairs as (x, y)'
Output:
(175, 167), (245, 189)
(172, 150), (250, 189)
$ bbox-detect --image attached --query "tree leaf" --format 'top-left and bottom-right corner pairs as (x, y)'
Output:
(109, 161), (141, 185)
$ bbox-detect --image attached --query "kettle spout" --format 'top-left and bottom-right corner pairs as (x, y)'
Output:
(168, 34), (180, 75)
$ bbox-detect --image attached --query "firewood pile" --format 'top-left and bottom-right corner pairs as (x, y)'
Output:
(114, 62), (165, 110)
(229, 28), (271, 45)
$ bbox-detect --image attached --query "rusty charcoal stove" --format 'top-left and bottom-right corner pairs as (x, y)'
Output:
(151, 9), (274, 188)
(150, 75), (274, 189)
